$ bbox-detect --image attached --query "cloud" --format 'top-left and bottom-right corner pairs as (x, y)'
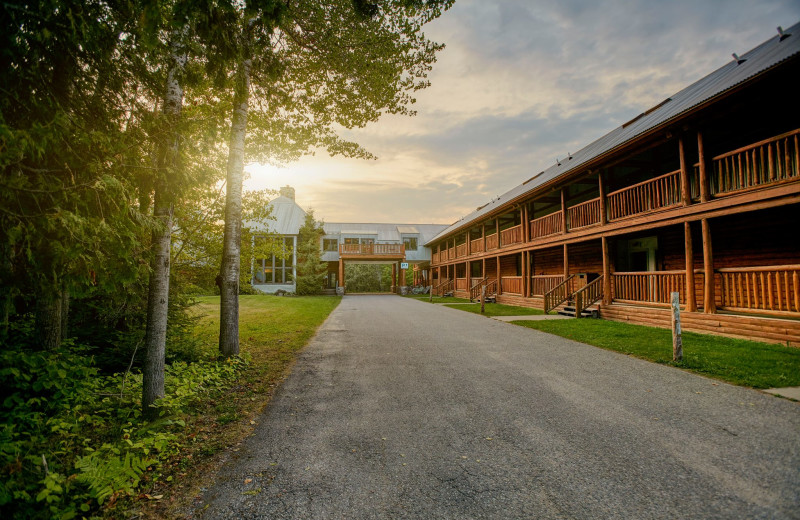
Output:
(245, 0), (800, 224)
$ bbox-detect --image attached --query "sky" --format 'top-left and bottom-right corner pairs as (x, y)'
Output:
(245, 0), (800, 225)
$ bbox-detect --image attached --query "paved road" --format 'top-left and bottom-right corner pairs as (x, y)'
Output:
(196, 295), (800, 519)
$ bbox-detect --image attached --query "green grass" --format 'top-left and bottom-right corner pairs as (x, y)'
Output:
(513, 319), (800, 389)
(403, 294), (471, 303)
(444, 302), (544, 317)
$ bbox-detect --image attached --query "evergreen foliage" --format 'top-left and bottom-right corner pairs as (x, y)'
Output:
(295, 212), (328, 295)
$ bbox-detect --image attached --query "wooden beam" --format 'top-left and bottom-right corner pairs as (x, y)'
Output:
(602, 236), (612, 305)
(391, 263), (396, 292)
(684, 221), (697, 312)
(561, 189), (568, 234)
(702, 218), (716, 313)
(697, 131), (710, 203)
(598, 171), (608, 226)
(496, 256), (501, 294)
(563, 244), (569, 278)
(522, 204), (530, 242)
(679, 136), (692, 206)
(339, 259), (345, 288)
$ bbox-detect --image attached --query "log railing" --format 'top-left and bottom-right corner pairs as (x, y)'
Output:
(448, 247), (456, 259)
(567, 197), (601, 230)
(718, 265), (800, 314)
(530, 275), (565, 296)
(456, 243), (467, 258)
(574, 275), (604, 317)
(612, 271), (688, 305)
(433, 278), (453, 297)
(455, 277), (468, 291)
(500, 224), (524, 246)
(530, 211), (563, 239)
(544, 274), (576, 313)
(707, 129), (800, 196)
(486, 233), (499, 250)
(500, 276), (523, 295)
(340, 243), (404, 256)
(607, 170), (681, 221)
(469, 277), (489, 301)
(470, 238), (484, 254)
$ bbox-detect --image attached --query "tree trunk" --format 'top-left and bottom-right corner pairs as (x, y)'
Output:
(219, 55), (252, 358)
(60, 288), (69, 340)
(142, 34), (186, 417)
(35, 287), (62, 350)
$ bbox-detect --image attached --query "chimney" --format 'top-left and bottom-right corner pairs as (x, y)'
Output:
(280, 185), (295, 200)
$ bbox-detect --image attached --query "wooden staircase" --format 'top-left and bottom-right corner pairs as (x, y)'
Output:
(555, 299), (599, 318)
(545, 274), (604, 318)
(469, 277), (497, 303)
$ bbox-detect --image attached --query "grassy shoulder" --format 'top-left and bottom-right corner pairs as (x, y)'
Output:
(513, 318), (800, 389)
(443, 302), (544, 317)
(404, 294), (471, 304)
(131, 294), (340, 518)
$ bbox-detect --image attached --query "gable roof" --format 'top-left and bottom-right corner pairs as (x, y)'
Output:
(427, 22), (800, 245)
(250, 195), (307, 235)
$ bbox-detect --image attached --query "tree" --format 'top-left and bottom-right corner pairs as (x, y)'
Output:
(295, 212), (327, 296)
(217, 0), (452, 356)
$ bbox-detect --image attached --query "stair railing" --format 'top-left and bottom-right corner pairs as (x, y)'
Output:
(544, 274), (577, 314)
(469, 277), (489, 301)
(573, 275), (604, 318)
(433, 278), (453, 297)
(484, 279), (498, 299)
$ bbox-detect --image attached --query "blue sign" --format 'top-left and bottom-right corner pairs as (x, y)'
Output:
(401, 262), (409, 269)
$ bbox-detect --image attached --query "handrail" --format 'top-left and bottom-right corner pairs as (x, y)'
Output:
(500, 276), (523, 295)
(469, 276), (489, 301)
(433, 278), (453, 297)
(500, 224), (523, 246)
(530, 211), (563, 239)
(574, 275), (604, 318)
(607, 170), (681, 221)
(567, 197), (601, 230)
(718, 265), (800, 313)
(711, 128), (800, 161)
(530, 275), (565, 296)
(544, 274), (576, 313)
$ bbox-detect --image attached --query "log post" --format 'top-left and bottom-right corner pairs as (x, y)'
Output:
(522, 204), (530, 242)
(697, 131), (710, 203)
(684, 221), (697, 312)
(671, 291), (683, 361)
(598, 171), (607, 226)
(338, 259), (344, 288)
(496, 256), (501, 295)
(561, 189), (568, 234)
(602, 236), (612, 305)
(391, 263), (396, 293)
(701, 218), (716, 313)
(523, 251), (530, 298)
(563, 243), (569, 279)
(495, 218), (500, 247)
(481, 285), (486, 314)
(679, 136), (692, 206)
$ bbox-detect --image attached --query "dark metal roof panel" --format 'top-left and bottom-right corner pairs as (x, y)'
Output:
(427, 22), (800, 245)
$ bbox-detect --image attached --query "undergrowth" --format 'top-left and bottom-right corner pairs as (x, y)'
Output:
(0, 344), (247, 519)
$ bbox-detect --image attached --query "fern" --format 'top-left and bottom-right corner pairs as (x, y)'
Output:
(74, 450), (154, 504)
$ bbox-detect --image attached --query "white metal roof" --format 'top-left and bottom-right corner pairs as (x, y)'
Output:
(249, 195), (307, 235)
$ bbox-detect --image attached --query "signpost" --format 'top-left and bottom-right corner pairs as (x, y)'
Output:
(671, 292), (683, 361)
(401, 262), (409, 269)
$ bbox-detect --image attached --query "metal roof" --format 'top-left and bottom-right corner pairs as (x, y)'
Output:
(426, 22), (800, 245)
(323, 222), (448, 243)
(250, 195), (308, 235)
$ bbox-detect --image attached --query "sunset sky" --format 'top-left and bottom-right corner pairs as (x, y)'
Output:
(245, 0), (800, 225)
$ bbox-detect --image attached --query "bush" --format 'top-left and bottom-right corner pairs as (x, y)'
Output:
(0, 345), (247, 519)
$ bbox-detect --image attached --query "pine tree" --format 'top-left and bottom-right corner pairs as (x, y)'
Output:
(295, 212), (327, 296)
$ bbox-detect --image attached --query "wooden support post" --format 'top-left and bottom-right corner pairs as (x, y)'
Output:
(496, 256), (501, 295)
(684, 221), (697, 312)
(563, 244), (569, 279)
(697, 131), (710, 203)
(679, 136), (692, 206)
(338, 259), (344, 288)
(523, 251), (530, 298)
(671, 292), (683, 361)
(495, 219), (500, 246)
(598, 172), (607, 226)
(522, 205), (530, 242)
(466, 260), (471, 293)
(602, 236), (612, 305)
(400, 264), (406, 292)
(701, 218), (716, 313)
(561, 189), (568, 234)
(482, 223), (486, 252)
(391, 263), (396, 293)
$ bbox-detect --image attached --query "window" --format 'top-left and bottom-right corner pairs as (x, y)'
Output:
(254, 237), (293, 284)
(323, 238), (338, 252)
(403, 236), (418, 251)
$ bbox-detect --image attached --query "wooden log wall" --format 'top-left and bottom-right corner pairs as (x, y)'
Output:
(599, 303), (800, 346)
(531, 248), (564, 276)
(567, 240), (603, 274)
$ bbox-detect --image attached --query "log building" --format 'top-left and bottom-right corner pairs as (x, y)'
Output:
(426, 23), (800, 346)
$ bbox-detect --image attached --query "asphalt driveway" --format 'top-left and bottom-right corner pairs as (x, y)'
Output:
(196, 295), (800, 519)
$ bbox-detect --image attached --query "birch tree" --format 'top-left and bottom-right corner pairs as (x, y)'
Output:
(218, 0), (452, 357)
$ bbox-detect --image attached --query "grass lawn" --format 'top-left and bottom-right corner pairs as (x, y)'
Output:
(513, 319), (800, 389)
(404, 294), (471, 303)
(140, 294), (340, 518)
(444, 302), (544, 317)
